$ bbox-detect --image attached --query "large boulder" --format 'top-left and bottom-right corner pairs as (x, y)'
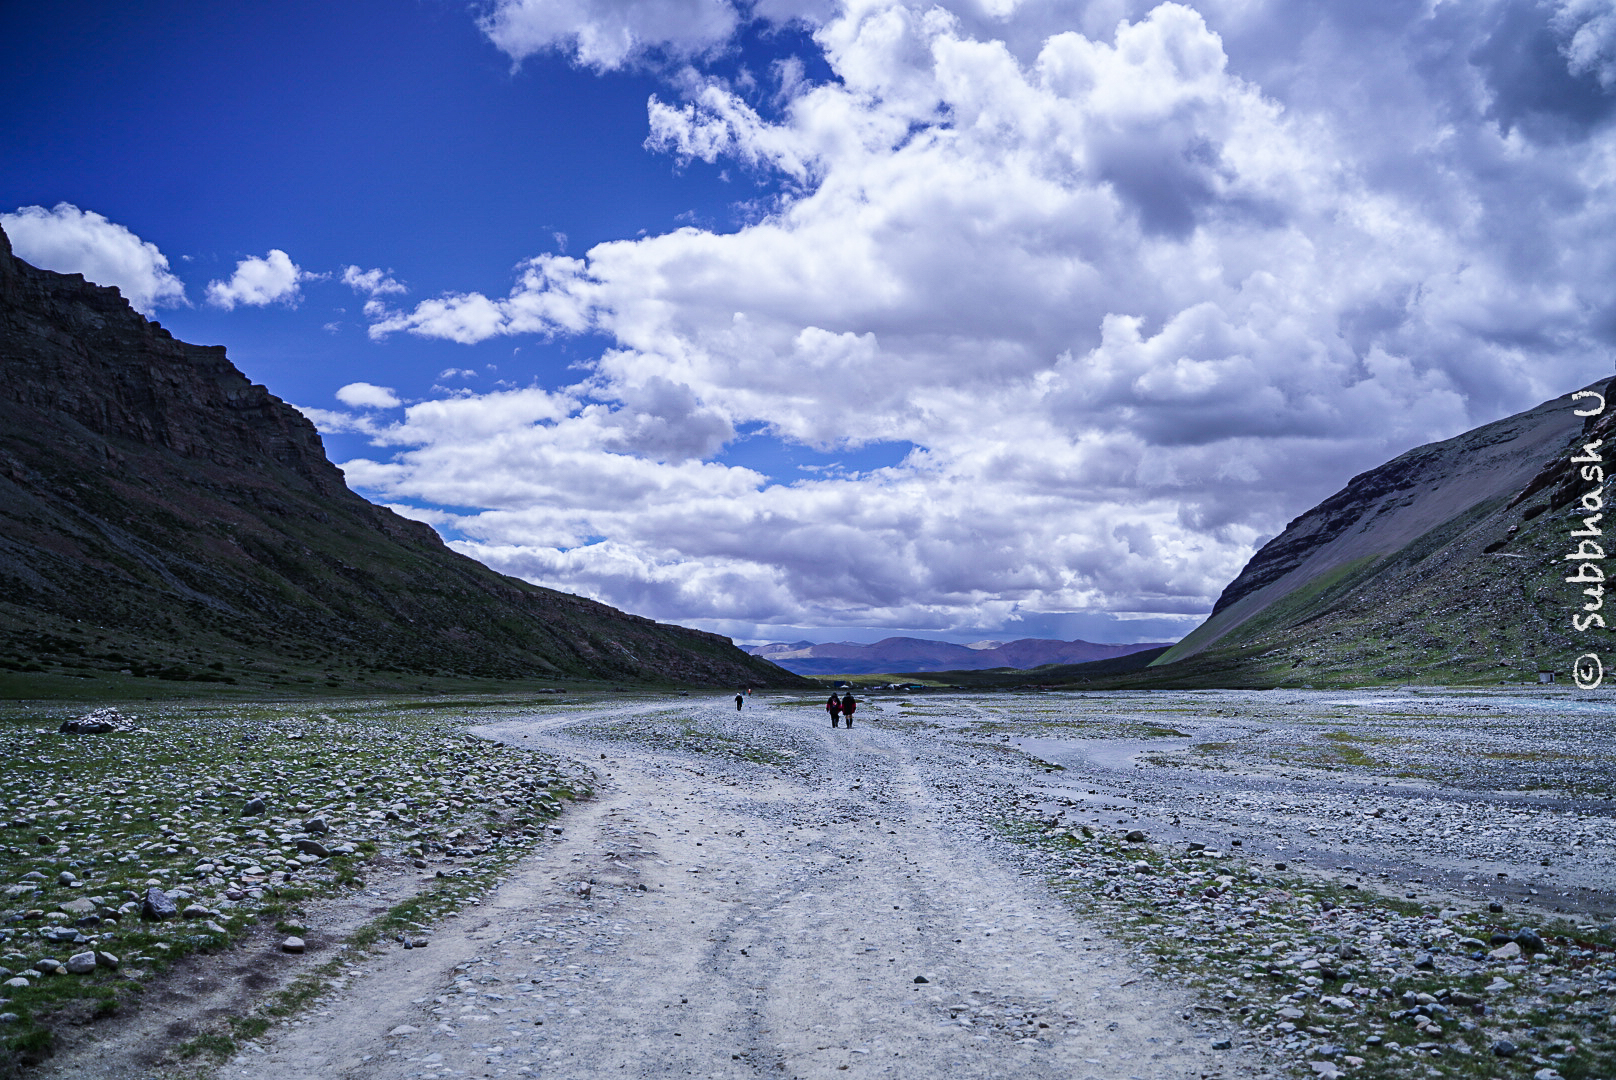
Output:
(59, 708), (126, 734)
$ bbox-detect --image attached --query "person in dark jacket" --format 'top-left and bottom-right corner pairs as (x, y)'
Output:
(826, 694), (842, 727)
(841, 692), (857, 727)
(735, 692), (744, 711)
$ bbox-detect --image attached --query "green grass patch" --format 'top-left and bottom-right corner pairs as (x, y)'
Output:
(0, 694), (593, 1077)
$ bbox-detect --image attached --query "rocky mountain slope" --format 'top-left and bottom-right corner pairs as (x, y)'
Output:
(0, 225), (809, 693)
(745, 636), (1171, 676)
(1144, 379), (1615, 687)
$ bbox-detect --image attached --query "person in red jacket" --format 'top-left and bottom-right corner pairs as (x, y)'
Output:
(826, 693), (842, 727)
(840, 692), (857, 727)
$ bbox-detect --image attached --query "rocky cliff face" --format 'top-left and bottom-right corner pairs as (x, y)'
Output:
(1151, 380), (1615, 686)
(0, 225), (809, 692)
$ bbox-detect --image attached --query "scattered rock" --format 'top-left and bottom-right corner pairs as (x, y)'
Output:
(1514, 927), (1545, 953)
(302, 817), (329, 834)
(296, 839), (330, 858)
(240, 798), (266, 817)
(141, 887), (177, 921)
(65, 951), (96, 975)
(281, 937), (306, 954)
(59, 708), (124, 734)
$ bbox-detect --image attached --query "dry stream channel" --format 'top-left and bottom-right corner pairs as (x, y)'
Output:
(5, 687), (1615, 1080)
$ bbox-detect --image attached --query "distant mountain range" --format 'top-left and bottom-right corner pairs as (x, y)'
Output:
(0, 224), (809, 693)
(744, 637), (1173, 676)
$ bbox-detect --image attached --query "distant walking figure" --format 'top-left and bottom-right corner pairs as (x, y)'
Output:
(826, 694), (842, 728)
(735, 693), (744, 711)
(841, 692), (857, 727)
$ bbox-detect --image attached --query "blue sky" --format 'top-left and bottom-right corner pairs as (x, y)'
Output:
(4, 0), (1615, 646)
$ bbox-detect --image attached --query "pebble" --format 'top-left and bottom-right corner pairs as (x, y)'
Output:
(65, 951), (95, 975)
(281, 936), (306, 954)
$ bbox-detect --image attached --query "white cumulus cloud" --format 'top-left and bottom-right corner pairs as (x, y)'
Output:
(342, 264), (407, 297)
(1, 203), (187, 313)
(335, 382), (404, 410)
(336, 0), (1616, 638)
(205, 249), (314, 310)
(479, 0), (744, 70)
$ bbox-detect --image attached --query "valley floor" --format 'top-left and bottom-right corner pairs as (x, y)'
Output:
(20, 687), (1616, 1080)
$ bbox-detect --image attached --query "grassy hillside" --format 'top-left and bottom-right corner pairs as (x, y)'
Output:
(1118, 390), (1616, 689)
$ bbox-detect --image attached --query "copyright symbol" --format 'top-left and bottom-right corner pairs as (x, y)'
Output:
(1574, 653), (1603, 690)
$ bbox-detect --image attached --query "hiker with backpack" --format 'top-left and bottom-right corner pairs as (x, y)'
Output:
(840, 692), (857, 727)
(826, 693), (843, 727)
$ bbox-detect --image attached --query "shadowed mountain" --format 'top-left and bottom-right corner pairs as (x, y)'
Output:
(1134, 379), (1615, 688)
(745, 636), (1172, 676)
(0, 225), (810, 694)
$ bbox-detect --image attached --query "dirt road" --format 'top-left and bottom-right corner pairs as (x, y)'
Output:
(225, 696), (1260, 1080)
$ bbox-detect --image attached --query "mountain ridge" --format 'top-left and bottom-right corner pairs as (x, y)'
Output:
(1139, 378), (1615, 687)
(0, 224), (810, 693)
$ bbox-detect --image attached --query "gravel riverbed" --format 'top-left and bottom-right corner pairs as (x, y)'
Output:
(3, 687), (1612, 1080)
